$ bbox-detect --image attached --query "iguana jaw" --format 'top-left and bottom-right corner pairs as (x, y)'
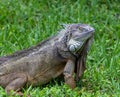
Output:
(68, 38), (90, 57)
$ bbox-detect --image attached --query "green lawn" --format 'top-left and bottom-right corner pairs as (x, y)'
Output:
(0, 0), (120, 97)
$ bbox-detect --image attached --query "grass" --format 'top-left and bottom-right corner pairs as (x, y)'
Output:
(0, 0), (120, 96)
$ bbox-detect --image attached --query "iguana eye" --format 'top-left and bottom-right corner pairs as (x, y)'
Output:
(79, 27), (82, 30)
(78, 27), (84, 32)
(79, 27), (87, 32)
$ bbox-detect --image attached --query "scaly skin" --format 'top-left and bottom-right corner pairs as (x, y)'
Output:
(0, 24), (94, 95)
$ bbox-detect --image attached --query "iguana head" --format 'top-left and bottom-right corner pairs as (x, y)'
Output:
(64, 24), (94, 54)
(64, 24), (94, 81)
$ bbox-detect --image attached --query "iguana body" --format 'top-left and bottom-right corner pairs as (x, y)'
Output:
(0, 24), (94, 95)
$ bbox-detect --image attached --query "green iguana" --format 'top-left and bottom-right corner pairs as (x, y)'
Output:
(0, 24), (94, 95)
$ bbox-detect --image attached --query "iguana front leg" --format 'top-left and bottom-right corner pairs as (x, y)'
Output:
(63, 60), (76, 89)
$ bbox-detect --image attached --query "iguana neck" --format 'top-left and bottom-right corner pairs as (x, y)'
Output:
(56, 34), (76, 60)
